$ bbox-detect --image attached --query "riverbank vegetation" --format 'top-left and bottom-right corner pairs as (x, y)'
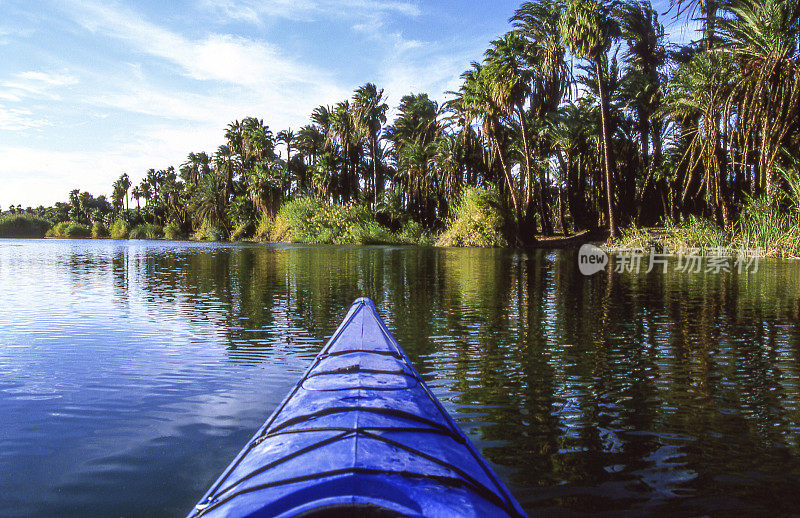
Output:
(3, 0), (800, 253)
(0, 214), (51, 238)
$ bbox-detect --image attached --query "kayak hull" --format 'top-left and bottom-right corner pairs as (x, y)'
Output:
(189, 297), (527, 518)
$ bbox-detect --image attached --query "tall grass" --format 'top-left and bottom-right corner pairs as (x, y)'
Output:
(437, 187), (507, 247)
(163, 222), (182, 240)
(397, 220), (435, 245)
(735, 190), (800, 258)
(611, 189), (800, 258)
(192, 222), (226, 241)
(91, 221), (108, 238)
(109, 219), (130, 239)
(230, 221), (254, 241)
(129, 223), (163, 240)
(254, 214), (273, 241)
(47, 221), (91, 238)
(271, 196), (396, 244)
(0, 213), (51, 238)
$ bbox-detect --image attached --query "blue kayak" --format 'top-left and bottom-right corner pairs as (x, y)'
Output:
(188, 297), (527, 518)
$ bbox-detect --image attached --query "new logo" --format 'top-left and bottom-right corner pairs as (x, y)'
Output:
(578, 243), (608, 275)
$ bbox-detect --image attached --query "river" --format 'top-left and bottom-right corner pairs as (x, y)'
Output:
(1, 239), (799, 516)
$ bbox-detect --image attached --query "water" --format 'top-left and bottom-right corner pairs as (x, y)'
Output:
(1, 239), (799, 516)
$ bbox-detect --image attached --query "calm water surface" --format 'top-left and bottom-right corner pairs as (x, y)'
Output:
(1, 239), (799, 516)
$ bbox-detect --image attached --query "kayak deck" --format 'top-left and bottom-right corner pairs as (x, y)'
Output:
(189, 297), (527, 518)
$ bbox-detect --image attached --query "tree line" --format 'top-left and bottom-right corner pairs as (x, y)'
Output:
(7, 0), (800, 246)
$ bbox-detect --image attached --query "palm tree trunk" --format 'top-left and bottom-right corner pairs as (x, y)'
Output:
(516, 104), (541, 243)
(703, 0), (717, 51)
(596, 58), (618, 239)
(517, 103), (534, 210)
(494, 142), (521, 225)
(372, 137), (379, 209)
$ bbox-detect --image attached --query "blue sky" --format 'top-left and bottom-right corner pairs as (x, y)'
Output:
(1, 0), (691, 208)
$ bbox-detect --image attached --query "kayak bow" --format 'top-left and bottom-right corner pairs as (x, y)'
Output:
(189, 297), (527, 518)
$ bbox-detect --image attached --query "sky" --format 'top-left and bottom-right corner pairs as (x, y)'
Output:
(0, 0), (692, 209)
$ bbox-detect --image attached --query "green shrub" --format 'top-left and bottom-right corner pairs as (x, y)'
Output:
(47, 222), (67, 237)
(163, 221), (182, 240)
(48, 221), (91, 238)
(735, 193), (800, 257)
(255, 214), (273, 241)
(91, 221), (108, 238)
(345, 220), (397, 245)
(0, 214), (51, 238)
(609, 226), (659, 251)
(271, 196), (396, 244)
(66, 222), (91, 238)
(193, 222), (226, 241)
(437, 187), (507, 247)
(677, 216), (729, 251)
(129, 223), (163, 240)
(230, 221), (254, 241)
(397, 220), (434, 245)
(109, 219), (130, 239)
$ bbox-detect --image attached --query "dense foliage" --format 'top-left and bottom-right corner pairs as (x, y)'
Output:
(4, 0), (800, 251)
(0, 214), (51, 238)
(437, 187), (508, 247)
(271, 197), (395, 245)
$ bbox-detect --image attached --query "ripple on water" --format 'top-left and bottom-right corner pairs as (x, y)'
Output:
(2, 241), (800, 516)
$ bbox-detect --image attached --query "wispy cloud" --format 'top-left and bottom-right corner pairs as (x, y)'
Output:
(0, 70), (78, 101)
(0, 70), (78, 130)
(60, 1), (351, 129)
(0, 0), (477, 207)
(0, 106), (51, 131)
(200, 0), (421, 24)
(68, 1), (324, 88)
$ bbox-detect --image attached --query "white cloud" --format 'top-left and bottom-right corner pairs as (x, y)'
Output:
(69, 1), (323, 89)
(200, 0), (420, 24)
(0, 0), (472, 207)
(0, 70), (79, 101)
(0, 106), (51, 131)
(0, 71), (77, 131)
(200, 0), (316, 22)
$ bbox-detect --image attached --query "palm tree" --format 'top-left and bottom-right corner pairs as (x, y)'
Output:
(484, 31), (544, 239)
(191, 170), (228, 230)
(296, 125), (325, 192)
(111, 180), (125, 213)
(432, 133), (464, 219)
(385, 93), (442, 224)
(397, 140), (437, 225)
(145, 169), (161, 206)
(353, 83), (389, 208)
(327, 101), (361, 202)
(447, 64), (521, 225)
(671, 0), (721, 50)
(661, 51), (733, 225)
(297, 125), (324, 166)
(618, 0), (666, 223)
(181, 152), (211, 186)
(618, 0), (665, 173)
(119, 173), (131, 211)
(140, 180), (153, 208)
(553, 101), (599, 229)
(277, 129), (295, 194)
(246, 159), (288, 218)
(132, 186), (141, 213)
(512, 0), (572, 235)
(560, 0), (620, 238)
(720, 0), (800, 196)
(512, 0), (571, 115)
(241, 118), (275, 166)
